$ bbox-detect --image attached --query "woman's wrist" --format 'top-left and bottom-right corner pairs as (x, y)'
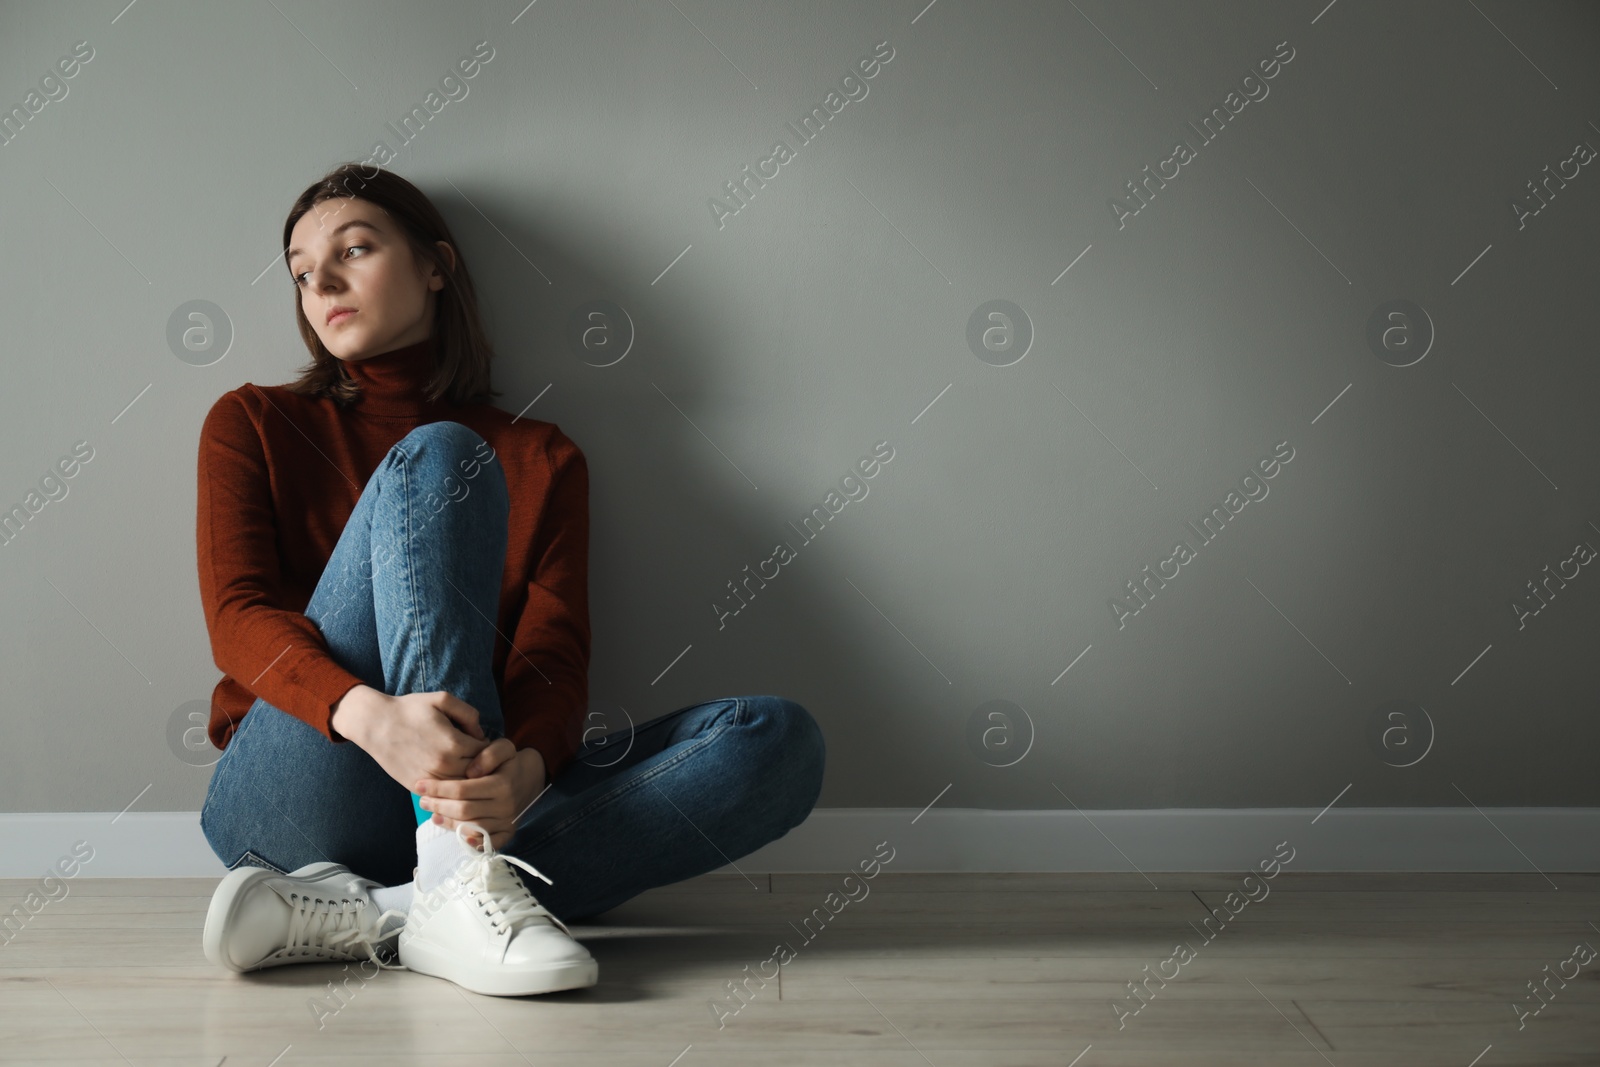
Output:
(330, 684), (381, 743)
(515, 746), (548, 810)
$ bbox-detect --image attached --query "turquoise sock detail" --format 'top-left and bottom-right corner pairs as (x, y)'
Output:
(411, 791), (430, 826)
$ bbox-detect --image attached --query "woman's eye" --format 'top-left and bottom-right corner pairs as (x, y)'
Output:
(292, 245), (369, 287)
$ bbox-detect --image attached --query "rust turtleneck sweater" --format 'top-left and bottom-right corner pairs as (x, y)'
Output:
(195, 336), (590, 780)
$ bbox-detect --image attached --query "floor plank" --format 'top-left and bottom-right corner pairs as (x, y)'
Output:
(1193, 889), (1600, 922)
(1, 872), (1596, 1063)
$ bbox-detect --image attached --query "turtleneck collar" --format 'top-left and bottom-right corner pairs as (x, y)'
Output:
(340, 335), (451, 418)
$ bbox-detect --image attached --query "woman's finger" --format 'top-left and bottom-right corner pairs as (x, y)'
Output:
(423, 796), (488, 821)
(433, 811), (510, 848)
(426, 794), (516, 830)
(466, 738), (516, 778)
(418, 773), (509, 801)
(436, 692), (485, 740)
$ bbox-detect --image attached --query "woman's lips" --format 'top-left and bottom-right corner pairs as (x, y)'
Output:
(328, 309), (357, 326)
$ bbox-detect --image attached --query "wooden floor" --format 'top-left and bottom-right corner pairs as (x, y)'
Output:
(2, 871), (1597, 1065)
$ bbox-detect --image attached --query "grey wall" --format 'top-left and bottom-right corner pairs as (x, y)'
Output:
(1, 0), (1597, 817)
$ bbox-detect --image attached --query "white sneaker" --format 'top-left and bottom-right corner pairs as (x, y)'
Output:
(203, 860), (407, 973)
(399, 821), (597, 996)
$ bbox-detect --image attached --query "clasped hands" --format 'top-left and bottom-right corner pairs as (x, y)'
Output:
(330, 685), (547, 850)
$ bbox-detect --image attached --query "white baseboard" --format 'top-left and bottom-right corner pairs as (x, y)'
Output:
(1, 807), (1596, 878)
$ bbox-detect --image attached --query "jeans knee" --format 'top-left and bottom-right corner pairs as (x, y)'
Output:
(390, 421), (507, 507)
(397, 420), (492, 466)
(399, 419), (478, 450)
(750, 696), (825, 823)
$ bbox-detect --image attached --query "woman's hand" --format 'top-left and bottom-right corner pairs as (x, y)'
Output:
(415, 740), (548, 850)
(332, 685), (490, 795)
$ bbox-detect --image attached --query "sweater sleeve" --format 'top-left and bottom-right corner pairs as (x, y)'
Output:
(196, 390), (368, 744)
(500, 432), (592, 781)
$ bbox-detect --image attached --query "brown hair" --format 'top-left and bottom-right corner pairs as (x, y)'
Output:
(278, 162), (502, 408)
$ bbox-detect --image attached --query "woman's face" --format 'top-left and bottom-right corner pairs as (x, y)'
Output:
(286, 197), (453, 362)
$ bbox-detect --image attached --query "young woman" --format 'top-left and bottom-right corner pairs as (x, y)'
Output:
(195, 163), (826, 997)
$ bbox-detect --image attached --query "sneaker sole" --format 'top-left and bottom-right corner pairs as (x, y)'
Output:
(400, 938), (598, 996)
(202, 860), (347, 972)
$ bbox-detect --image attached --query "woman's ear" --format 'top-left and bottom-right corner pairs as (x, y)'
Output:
(433, 240), (457, 280)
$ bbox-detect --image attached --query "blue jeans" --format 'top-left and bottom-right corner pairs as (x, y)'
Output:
(200, 421), (826, 922)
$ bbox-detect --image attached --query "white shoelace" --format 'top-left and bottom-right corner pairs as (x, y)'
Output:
(452, 820), (574, 939)
(282, 891), (408, 970)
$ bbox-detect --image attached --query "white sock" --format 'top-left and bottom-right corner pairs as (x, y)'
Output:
(415, 818), (480, 893)
(369, 881), (414, 941)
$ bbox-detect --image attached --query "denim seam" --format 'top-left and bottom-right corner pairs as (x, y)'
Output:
(393, 442), (432, 690)
(517, 699), (745, 850)
(228, 848), (287, 874)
